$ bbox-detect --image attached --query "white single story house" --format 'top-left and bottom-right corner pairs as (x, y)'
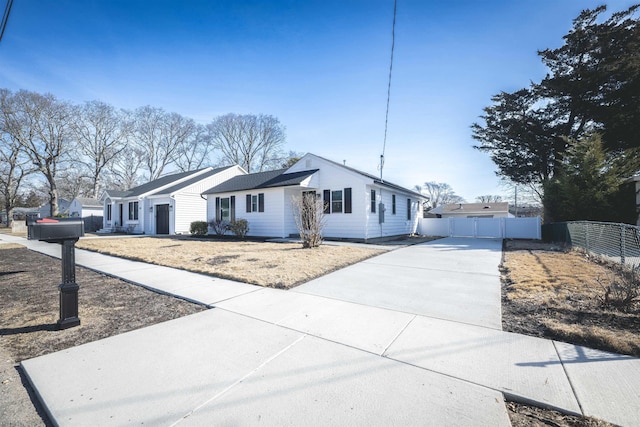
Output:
(69, 197), (103, 218)
(101, 165), (245, 234)
(203, 153), (427, 241)
(427, 202), (512, 218)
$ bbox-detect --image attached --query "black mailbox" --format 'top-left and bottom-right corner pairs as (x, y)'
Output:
(26, 217), (84, 329)
(27, 218), (84, 242)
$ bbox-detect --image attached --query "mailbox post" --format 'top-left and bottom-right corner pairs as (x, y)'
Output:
(27, 217), (84, 330)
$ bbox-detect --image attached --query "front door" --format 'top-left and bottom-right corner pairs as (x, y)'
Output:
(156, 204), (170, 234)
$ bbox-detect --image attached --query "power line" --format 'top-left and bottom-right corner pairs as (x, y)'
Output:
(0, 0), (13, 43)
(380, 0), (397, 181)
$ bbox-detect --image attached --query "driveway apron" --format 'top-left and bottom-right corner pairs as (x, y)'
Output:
(294, 237), (504, 329)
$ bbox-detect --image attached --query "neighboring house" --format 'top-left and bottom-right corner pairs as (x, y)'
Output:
(69, 197), (103, 218)
(427, 202), (512, 218)
(203, 153), (427, 241)
(38, 198), (71, 218)
(101, 166), (245, 235)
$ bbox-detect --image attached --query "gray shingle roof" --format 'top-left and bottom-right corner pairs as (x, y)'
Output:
(154, 166), (234, 195)
(203, 169), (318, 194)
(74, 197), (102, 207)
(105, 168), (222, 199)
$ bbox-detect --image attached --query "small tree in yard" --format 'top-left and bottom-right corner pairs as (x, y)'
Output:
(291, 193), (325, 248)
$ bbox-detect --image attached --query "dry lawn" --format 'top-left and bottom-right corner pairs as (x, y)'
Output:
(502, 240), (640, 357)
(76, 237), (384, 288)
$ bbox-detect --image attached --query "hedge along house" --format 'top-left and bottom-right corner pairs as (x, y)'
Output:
(203, 153), (427, 241)
(100, 165), (245, 235)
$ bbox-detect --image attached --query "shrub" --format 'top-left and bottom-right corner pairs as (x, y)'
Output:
(596, 266), (639, 312)
(189, 221), (209, 236)
(229, 219), (249, 239)
(208, 219), (229, 236)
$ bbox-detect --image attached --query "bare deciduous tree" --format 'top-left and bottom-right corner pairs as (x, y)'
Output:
(0, 90), (35, 226)
(291, 192), (325, 248)
(71, 101), (131, 197)
(55, 168), (93, 201)
(475, 195), (503, 203)
(172, 123), (214, 172)
(106, 145), (146, 190)
(133, 106), (196, 180)
(415, 182), (465, 210)
(208, 113), (286, 173)
(8, 90), (72, 216)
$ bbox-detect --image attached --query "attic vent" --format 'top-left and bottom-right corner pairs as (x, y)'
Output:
(483, 206), (491, 209)
(305, 159), (312, 168)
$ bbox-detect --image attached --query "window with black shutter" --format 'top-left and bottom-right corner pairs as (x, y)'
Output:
(323, 190), (331, 214)
(230, 196), (236, 221)
(344, 188), (352, 213)
(392, 194), (396, 214)
(371, 190), (376, 213)
(258, 193), (264, 212)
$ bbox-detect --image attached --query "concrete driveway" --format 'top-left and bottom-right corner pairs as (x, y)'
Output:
(294, 237), (504, 329)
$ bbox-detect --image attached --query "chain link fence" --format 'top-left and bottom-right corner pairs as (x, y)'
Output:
(542, 221), (640, 268)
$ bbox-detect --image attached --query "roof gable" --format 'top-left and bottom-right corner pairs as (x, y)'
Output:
(104, 168), (215, 199)
(153, 166), (235, 195)
(288, 153), (426, 198)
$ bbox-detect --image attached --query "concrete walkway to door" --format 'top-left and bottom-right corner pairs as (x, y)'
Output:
(294, 237), (504, 329)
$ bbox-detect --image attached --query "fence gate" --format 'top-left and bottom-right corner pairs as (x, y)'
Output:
(420, 217), (541, 239)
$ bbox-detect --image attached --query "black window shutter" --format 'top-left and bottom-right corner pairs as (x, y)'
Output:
(323, 190), (331, 214)
(344, 188), (352, 213)
(215, 197), (221, 221)
(258, 193), (265, 212)
(230, 196), (236, 221)
(246, 194), (251, 213)
(371, 190), (376, 213)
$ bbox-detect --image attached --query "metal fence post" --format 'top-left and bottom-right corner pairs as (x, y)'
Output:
(621, 225), (626, 265)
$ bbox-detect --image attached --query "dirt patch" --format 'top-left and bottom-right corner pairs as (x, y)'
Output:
(0, 245), (204, 426)
(507, 402), (613, 427)
(76, 237), (384, 288)
(501, 239), (640, 357)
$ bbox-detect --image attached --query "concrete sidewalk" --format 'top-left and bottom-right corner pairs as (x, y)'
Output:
(3, 234), (640, 426)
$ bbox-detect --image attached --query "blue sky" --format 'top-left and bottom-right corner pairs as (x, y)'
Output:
(1, 0), (637, 202)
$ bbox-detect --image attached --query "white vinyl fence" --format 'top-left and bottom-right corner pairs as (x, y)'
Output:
(419, 217), (541, 239)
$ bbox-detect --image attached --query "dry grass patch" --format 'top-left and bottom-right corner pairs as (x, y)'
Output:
(76, 237), (384, 288)
(502, 240), (640, 357)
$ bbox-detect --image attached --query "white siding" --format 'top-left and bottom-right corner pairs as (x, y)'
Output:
(206, 189), (287, 237)
(365, 188), (419, 239)
(317, 171), (367, 239)
(170, 165), (245, 235)
(173, 193), (206, 234)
